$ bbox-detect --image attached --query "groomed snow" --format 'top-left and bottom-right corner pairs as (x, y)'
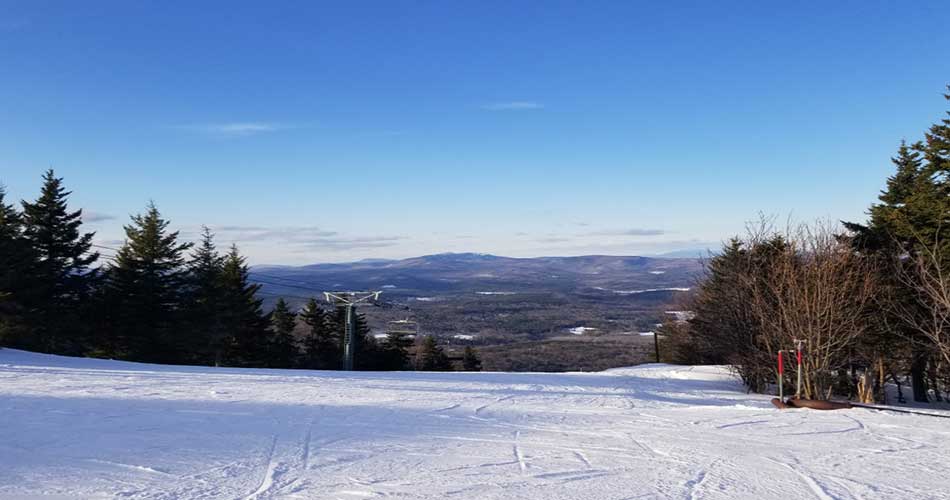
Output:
(1, 349), (948, 499)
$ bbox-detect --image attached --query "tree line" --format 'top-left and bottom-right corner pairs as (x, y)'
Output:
(663, 87), (950, 403)
(0, 175), (481, 371)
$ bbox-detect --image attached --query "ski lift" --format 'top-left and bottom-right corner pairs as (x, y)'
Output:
(386, 318), (419, 337)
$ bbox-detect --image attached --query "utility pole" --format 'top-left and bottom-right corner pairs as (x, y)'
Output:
(324, 291), (381, 371)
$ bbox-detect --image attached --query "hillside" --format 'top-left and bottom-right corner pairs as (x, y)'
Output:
(1, 349), (946, 499)
(251, 254), (700, 363)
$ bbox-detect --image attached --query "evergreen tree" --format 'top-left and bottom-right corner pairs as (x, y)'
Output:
(685, 234), (789, 391)
(218, 245), (269, 367)
(184, 227), (227, 365)
(0, 186), (38, 348)
(462, 346), (482, 371)
(20, 170), (98, 353)
(355, 331), (387, 371)
(299, 298), (339, 369)
(104, 203), (191, 361)
(846, 90), (950, 401)
(417, 335), (452, 371)
(268, 298), (300, 368)
(382, 328), (414, 370)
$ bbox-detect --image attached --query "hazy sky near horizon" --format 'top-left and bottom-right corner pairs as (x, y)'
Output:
(2, 1), (949, 265)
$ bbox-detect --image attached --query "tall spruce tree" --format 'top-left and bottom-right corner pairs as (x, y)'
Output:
(461, 346), (482, 371)
(20, 170), (98, 353)
(382, 328), (414, 370)
(218, 245), (269, 367)
(268, 298), (300, 368)
(0, 186), (38, 348)
(184, 227), (227, 365)
(299, 298), (338, 369)
(417, 335), (452, 371)
(355, 331), (387, 371)
(104, 203), (191, 362)
(846, 89), (950, 401)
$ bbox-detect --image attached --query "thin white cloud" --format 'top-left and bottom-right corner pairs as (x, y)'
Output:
(176, 122), (285, 137)
(183, 225), (406, 253)
(481, 101), (544, 111)
(526, 238), (720, 256)
(586, 228), (667, 237)
(82, 211), (117, 223)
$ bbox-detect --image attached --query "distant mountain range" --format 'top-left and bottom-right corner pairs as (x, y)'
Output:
(251, 252), (703, 303)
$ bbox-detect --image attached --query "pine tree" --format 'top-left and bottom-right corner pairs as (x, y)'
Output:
(184, 227), (226, 365)
(417, 335), (452, 371)
(461, 346), (482, 371)
(20, 170), (98, 353)
(218, 245), (269, 367)
(846, 90), (950, 402)
(0, 186), (38, 348)
(299, 298), (338, 369)
(268, 298), (300, 368)
(104, 202), (191, 362)
(382, 328), (414, 370)
(355, 331), (387, 371)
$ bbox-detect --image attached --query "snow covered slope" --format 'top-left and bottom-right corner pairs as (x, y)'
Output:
(1, 349), (948, 499)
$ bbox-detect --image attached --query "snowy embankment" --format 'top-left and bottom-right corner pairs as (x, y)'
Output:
(1, 350), (948, 499)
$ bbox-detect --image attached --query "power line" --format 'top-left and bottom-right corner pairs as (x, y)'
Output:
(251, 276), (330, 295)
(91, 243), (121, 251)
(247, 270), (336, 290)
(256, 290), (321, 302)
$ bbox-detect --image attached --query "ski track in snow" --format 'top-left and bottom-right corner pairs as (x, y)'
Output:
(767, 457), (835, 500)
(685, 469), (708, 500)
(1, 349), (949, 499)
(513, 430), (527, 473)
(244, 434), (279, 500)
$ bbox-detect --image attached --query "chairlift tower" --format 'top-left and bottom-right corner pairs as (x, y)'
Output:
(324, 291), (381, 370)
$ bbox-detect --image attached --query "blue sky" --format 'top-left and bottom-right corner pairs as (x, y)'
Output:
(2, 1), (949, 264)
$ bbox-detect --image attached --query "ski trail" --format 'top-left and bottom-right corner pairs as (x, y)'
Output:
(768, 457), (834, 500)
(244, 435), (279, 500)
(826, 476), (868, 500)
(716, 419), (768, 430)
(572, 450), (592, 469)
(513, 431), (527, 473)
(474, 394), (515, 416)
(685, 469), (708, 500)
(301, 420), (314, 469)
(433, 402), (462, 413)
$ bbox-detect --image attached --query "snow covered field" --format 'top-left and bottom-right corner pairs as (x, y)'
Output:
(1, 349), (949, 499)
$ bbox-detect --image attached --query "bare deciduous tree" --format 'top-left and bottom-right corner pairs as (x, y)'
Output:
(748, 222), (877, 399)
(894, 234), (950, 369)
